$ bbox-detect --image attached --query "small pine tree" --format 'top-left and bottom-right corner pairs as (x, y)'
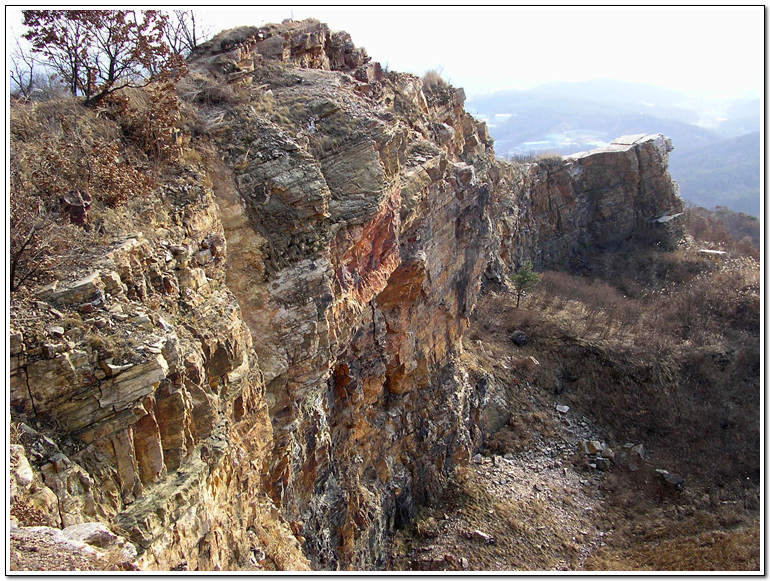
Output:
(511, 261), (540, 308)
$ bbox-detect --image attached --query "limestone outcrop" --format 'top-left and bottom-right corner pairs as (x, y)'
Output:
(8, 19), (683, 571)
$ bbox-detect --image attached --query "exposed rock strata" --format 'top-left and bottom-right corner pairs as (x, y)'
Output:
(9, 19), (683, 571)
(490, 133), (683, 278)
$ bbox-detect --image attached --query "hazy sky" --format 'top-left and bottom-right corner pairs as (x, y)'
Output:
(195, 6), (763, 99)
(7, 6), (764, 99)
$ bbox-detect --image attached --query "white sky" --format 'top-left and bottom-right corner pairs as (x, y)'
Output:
(199, 6), (764, 99)
(6, 6), (765, 99)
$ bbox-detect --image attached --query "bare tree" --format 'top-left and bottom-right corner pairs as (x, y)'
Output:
(9, 38), (38, 99)
(9, 206), (56, 292)
(163, 10), (210, 56)
(9, 38), (67, 102)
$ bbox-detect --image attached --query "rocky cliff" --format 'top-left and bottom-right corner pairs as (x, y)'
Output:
(8, 19), (683, 571)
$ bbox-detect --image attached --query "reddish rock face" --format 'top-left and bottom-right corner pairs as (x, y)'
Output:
(10, 19), (683, 572)
(335, 188), (401, 305)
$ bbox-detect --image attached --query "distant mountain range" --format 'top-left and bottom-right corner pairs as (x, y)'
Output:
(467, 80), (760, 216)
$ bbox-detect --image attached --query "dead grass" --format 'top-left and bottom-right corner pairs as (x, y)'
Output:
(474, 244), (760, 487)
(586, 520), (760, 571)
(434, 229), (760, 572)
(422, 69), (448, 93)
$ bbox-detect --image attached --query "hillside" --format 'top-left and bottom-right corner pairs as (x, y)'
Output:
(668, 132), (760, 216)
(467, 85), (724, 156)
(8, 19), (760, 572)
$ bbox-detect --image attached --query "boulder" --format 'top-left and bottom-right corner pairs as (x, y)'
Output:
(656, 469), (685, 490)
(50, 271), (105, 306)
(46, 325), (65, 339)
(510, 330), (528, 347)
(62, 522), (119, 549)
(595, 457), (611, 471)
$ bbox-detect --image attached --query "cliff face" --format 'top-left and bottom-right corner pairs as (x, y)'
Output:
(9, 20), (683, 571)
(490, 134), (683, 279)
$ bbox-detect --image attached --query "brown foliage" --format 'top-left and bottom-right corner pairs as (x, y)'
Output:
(683, 203), (759, 258)
(99, 84), (183, 162)
(8, 153), (92, 291)
(8, 92), (169, 291)
(11, 100), (155, 209)
(23, 10), (187, 106)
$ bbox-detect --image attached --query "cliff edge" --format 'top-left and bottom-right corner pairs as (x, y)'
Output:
(9, 19), (684, 571)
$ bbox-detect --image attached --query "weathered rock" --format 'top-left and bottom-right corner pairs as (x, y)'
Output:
(510, 330), (528, 346)
(656, 469), (685, 490)
(9, 18), (685, 573)
(582, 440), (604, 455)
(62, 522), (118, 549)
(9, 445), (34, 499)
(490, 134), (683, 277)
(46, 326), (65, 339)
(595, 457), (611, 471)
(50, 272), (105, 306)
(40, 456), (96, 527)
(10, 331), (24, 355)
(467, 529), (495, 544)
(129, 315), (153, 330)
(189, 19), (370, 81)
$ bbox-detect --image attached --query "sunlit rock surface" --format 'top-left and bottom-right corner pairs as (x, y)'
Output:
(9, 19), (682, 571)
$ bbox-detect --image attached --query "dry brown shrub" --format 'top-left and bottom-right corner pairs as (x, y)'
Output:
(422, 69), (448, 93)
(9, 155), (97, 291)
(9, 95), (164, 291)
(177, 72), (245, 106)
(10, 497), (50, 528)
(11, 97), (156, 209)
(100, 83), (183, 163)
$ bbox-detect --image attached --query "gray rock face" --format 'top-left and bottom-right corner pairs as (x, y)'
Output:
(490, 134), (683, 277)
